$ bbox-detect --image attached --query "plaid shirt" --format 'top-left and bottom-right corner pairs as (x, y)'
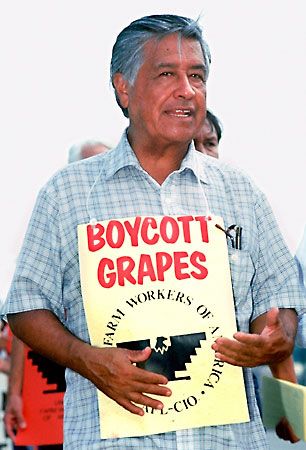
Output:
(5, 131), (304, 449)
(295, 227), (306, 347)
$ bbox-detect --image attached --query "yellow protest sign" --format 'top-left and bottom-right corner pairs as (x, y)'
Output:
(78, 215), (249, 439)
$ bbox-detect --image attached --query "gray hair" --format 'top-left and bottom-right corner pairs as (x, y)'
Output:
(68, 140), (110, 163)
(110, 14), (211, 118)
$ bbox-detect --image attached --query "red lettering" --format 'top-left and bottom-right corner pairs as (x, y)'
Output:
(160, 217), (179, 244)
(97, 258), (116, 288)
(156, 252), (173, 281)
(117, 256), (136, 286)
(190, 251), (208, 279)
(138, 254), (157, 284)
(124, 216), (141, 246)
(174, 251), (190, 280)
(106, 220), (125, 248)
(87, 224), (105, 252)
(177, 216), (193, 243)
(141, 217), (159, 245)
(195, 216), (209, 243)
(97, 250), (208, 288)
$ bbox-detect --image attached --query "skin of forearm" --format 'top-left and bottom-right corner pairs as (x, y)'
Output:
(251, 308), (297, 351)
(277, 309), (298, 340)
(7, 310), (93, 380)
(251, 308), (297, 336)
(269, 355), (297, 383)
(251, 308), (298, 382)
(7, 336), (25, 396)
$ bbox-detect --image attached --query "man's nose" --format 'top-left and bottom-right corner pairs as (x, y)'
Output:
(173, 75), (195, 100)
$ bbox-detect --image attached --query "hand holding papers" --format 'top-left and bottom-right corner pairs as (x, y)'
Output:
(262, 375), (306, 441)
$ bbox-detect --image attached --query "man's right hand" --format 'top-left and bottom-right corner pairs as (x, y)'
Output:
(8, 310), (172, 416)
(82, 345), (171, 415)
(4, 393), (27, 441)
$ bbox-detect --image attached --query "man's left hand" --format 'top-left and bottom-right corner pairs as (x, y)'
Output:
(275, 417), (300, 443)
(211, 307), (295, 367)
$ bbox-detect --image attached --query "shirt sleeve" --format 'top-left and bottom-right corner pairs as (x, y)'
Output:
(250, 190), (305, 321)
(3, 186), (66, 322)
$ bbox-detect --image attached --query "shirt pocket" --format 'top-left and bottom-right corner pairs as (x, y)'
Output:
(227, 247), (255, 313)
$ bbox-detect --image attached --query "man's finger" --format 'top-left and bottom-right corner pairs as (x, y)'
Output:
(129, 392), (164, 410)
(133, 380), (172, 397)
(16, 412), (26, 429)
(128, 346), (152, 363)
(214, 352), (255, 367)
(212, 337), (264, 366)
(213, 336), (260, 353)
(132, 364), (169, 386)
(4, 418), (15, 441)
(117, 398), (145, 416)
(265, 307), (280, 328)
(233, 332), (263, 346)
(115, 391), (165, 415)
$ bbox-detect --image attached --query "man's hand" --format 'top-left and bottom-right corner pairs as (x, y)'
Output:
(82, 345), (171, 415)
(275, 417), (300, 443)
(211, 308), (296, 367)
(8, 310), (171, 416)
(4, 393), (27, 441)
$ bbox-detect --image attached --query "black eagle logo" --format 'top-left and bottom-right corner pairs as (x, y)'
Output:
(117, 331), (205, 381)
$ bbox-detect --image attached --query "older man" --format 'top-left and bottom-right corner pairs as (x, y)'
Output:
(3, 14), (304, 449)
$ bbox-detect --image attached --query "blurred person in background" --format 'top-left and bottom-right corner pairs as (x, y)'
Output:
(68, 140), (110, 163)
(194, 109), (222, 158)
(0, 321), (11, 375)
(194, 111), (301, 443)
(4, 140), (110, 450)
(0, 317), (13, 450)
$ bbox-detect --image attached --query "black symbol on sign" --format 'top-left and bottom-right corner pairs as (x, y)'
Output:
(117, 332), (205, 381)
(28, 351), (66, 394)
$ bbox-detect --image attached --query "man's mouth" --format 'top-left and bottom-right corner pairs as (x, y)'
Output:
(166, 109), (193, 117)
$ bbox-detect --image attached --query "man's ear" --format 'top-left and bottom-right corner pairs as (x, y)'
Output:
(112, 73), (129, 110)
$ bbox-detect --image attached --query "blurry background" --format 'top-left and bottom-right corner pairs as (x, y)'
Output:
(1, 0), (305, 298)
(0, 2), (305, 447)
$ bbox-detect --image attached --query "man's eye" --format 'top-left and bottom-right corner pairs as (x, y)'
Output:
(160, 72), (172, 77)
(191, 73), (204, 81)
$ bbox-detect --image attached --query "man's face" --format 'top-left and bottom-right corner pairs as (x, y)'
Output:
(194, 119), (219, 158)
(116, 34), (207, 149)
